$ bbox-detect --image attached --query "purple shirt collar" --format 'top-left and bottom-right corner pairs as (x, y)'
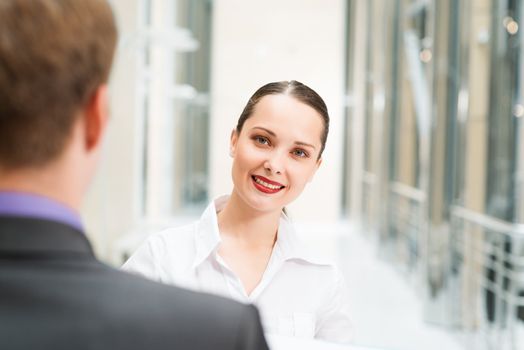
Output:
(0, 191), (83, 232)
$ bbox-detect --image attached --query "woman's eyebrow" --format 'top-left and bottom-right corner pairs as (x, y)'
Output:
(295, 141), (316, 150)
(251, 126), (276, 136)
(252, 126), (317, 150)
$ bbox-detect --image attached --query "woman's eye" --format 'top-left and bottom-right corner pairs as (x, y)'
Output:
(254, 136), (270, 145)
(292, 149), (308, 158)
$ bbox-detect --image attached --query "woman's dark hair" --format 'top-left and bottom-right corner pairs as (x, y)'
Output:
(236, 80), (330, 158)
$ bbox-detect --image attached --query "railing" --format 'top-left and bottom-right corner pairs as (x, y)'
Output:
(449, 205), (524, 350)
(361, 171), (379, 234)
(387, 182), (427, 288)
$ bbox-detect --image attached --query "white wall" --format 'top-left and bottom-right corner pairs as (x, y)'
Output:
(82, 0), (141, 261)
(209, 0), (346, 221)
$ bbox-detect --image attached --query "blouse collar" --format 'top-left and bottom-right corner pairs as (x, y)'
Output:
(192, 195), (332, 269)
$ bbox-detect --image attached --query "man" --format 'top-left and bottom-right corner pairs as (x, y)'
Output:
(0, 1), (269, 349)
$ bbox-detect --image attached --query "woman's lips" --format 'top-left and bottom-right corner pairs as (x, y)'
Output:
(251, 175), (285, 194)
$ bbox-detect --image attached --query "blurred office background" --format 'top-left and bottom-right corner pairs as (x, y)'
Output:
(81, 0), (523, 349)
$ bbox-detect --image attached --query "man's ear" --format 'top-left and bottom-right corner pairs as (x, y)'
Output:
(84, 85), (109, 151)
(229, 129), (239, 157)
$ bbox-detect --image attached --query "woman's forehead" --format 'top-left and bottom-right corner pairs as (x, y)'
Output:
(243, 95), (324, 144)
(248, 94), (323, 126)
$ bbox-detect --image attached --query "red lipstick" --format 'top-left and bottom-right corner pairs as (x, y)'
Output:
(251, 175), (285, 194)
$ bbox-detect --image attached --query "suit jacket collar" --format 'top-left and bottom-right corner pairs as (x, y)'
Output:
(0, 216), (94, 258)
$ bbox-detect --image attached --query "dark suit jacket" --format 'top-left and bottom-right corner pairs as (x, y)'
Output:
(0, 217), (269, 350)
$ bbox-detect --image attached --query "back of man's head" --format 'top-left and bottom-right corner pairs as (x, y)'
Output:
(0, 0), (117, 170)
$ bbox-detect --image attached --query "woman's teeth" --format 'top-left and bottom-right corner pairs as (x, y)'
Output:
(254, 177), (282, 190)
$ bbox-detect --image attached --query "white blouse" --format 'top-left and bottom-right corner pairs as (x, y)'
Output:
(122, 196), (352, 343)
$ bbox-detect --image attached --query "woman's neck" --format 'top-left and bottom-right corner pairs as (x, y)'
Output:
(217, 191), (281, 248)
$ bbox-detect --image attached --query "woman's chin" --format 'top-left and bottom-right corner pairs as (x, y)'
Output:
(241, 192), (285, 213)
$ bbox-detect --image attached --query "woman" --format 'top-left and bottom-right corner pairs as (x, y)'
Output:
(123, 80), (351, 343)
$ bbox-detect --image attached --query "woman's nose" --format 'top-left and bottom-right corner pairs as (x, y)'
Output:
(263, 152), (285, 175)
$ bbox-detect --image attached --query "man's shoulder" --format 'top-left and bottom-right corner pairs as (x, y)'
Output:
(69, 262), (260, 345)
(0, 238), (266, 350)
(97, 261), (247, 314)
(1, 259), (265, 350)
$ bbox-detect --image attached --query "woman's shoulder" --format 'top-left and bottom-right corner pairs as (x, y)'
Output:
(284, 254), (343, 281)
(152, 222), (198, 245)
(122, 221), (201, 283)
(129, 222), (200, 264)
(277, 219), (340, 271)
(278, 241), (342, 282)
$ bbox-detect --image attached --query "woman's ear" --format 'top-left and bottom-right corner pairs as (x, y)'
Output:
(308, 157), (322, 183)
(229, 129), (238, 157)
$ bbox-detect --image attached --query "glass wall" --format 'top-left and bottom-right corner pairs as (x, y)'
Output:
(348, 0), (524, 348)
(137, 0), (212, 219)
